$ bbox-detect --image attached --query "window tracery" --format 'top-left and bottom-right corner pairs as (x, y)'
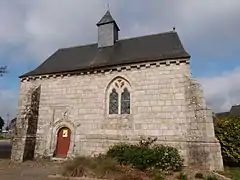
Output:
(107, 78), (131, 115)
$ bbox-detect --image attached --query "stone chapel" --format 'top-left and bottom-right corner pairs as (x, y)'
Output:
(11, 11), (223, 170)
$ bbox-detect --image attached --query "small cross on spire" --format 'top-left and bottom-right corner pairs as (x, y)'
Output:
(107, 3), (110, 11)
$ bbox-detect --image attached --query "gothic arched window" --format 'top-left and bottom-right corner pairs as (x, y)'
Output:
(108, 78), (131, 115)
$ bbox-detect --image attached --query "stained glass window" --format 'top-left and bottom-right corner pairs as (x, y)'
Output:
(121, 88), (130, 114)
(109, 88), (118, 114)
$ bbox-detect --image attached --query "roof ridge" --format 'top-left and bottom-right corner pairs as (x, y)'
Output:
(59, 42), (97, 51)
(232, 104), (240, 107)
(216, 111), (229, 114)
(118, 31), (177, 42)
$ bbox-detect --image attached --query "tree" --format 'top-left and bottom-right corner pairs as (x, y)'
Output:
(0, 116), (5, 132)
(5, 126), (9, 131)
(0, 66), (7, 76)
(215, 116), (240, 166)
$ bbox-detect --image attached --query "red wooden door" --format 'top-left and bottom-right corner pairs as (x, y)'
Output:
(56, 127), (71, 158)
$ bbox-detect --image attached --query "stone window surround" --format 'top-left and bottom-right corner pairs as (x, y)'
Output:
(105, 76), (132, 118)
(107, 77), (131, 115)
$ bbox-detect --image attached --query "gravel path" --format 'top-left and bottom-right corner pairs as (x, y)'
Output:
(0, 159), (63, 180)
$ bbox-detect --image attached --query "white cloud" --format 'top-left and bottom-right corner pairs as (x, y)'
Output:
(0, 0), (110, 61)
(199, 68), (240, 112)
(0, 1), (27, 45)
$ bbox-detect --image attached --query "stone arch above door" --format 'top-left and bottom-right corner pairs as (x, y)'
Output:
(53, 120), (75, 132)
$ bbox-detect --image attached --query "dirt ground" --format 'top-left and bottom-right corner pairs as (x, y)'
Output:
(0, 159), (63, 180)
(0, 158), (230, 180)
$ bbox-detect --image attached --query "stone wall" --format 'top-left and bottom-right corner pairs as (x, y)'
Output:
(12, 59), (223, 170)
(185, 78), (223, 170)
(11, 82), (40, 162)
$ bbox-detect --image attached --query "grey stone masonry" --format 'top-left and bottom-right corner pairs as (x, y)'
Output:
(11, 59), (223, 171)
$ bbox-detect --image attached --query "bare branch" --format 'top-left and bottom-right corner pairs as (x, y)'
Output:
(0, 66), (7, 76)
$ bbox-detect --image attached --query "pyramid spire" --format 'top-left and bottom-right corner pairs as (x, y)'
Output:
(97, 10), (119, 31)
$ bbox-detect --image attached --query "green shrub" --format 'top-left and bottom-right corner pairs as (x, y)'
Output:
(0, 135), (6, 139)
(106, 137), (184, 171)
(195, 172), (204, 179)
(177, 172), (188, 180)
(215, 117), (240, 166)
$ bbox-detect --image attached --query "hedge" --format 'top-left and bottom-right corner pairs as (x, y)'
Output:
(106, 137), (184, 171)
(215, 116), (240, 166)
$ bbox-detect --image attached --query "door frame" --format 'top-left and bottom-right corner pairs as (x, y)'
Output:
(50, 120), (76, 158)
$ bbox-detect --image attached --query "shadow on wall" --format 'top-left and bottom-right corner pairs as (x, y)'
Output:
(23, 86), (41, 161)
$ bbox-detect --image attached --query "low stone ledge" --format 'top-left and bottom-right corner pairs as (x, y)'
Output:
(48, 172), (232, 180)
(51, 157), (68, 161)
(48, 174), (111, 180)
(0, 139), (11, 144)
(82, 134), (218, 143)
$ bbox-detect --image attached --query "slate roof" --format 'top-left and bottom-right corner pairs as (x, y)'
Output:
(20, 31), (190, 78)
(229, 105), (240, 116)
(215, 112), (230, 119)
(215, 104), (240, 119)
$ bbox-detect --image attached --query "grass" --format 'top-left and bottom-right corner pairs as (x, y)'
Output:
(177, 172), (188, 180)
(63, 156), (240, 180)
(0, 135), (7, 139)
(225, 167), (240, 180)
(194, 172), (204, 179)
(61, 155), (150, 180)
(62, 155), (118, 178)
(216, 166), (240, 180)
(63, 156), (227, 180)
(205, 175), (218, 180)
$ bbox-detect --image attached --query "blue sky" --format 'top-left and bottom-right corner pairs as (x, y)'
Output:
(0, 0), (240, 121)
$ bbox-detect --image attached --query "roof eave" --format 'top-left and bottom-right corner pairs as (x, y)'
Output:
(19, 71), (34, 79)
(19, 55), (190, 79)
